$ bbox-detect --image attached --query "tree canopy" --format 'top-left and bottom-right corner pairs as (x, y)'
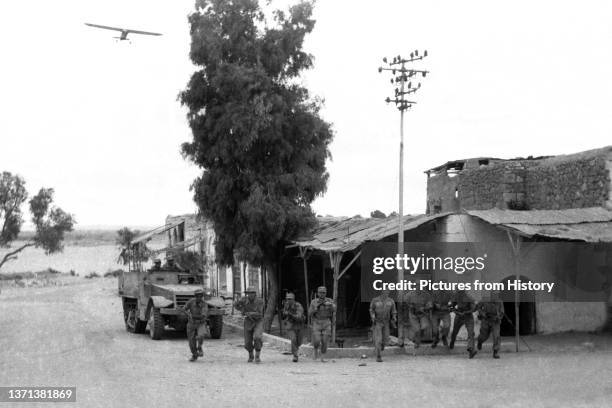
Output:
(180, 0), (333, 268)
(0, 172), (75, 269)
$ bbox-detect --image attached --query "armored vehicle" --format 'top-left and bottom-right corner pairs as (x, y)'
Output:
(118, 225), (225, 340)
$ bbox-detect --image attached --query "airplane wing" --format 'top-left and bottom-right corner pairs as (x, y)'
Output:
(85, 23), (162, 37)
(125, 29), (162, 37)
(85, 23), (125, 33)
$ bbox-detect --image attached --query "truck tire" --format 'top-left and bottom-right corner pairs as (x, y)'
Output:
(209, 315), (223, 339)
(123, 299), (147, 334)
(149, 307), (164, 340)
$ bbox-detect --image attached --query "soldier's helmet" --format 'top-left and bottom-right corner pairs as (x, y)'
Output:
(245, 286), (257, 294)
(194, 289), (204, 297)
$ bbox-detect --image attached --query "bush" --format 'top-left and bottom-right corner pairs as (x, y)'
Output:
(84, 272), (100, 279)
(103, 269), (123, 278)
(69, 270), (76, 276)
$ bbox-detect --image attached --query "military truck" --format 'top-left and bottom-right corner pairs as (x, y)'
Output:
(119, 265), (225, 340)
(118, 225), (225, 340)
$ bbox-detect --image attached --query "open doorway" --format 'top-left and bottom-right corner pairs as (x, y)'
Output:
(500, 275), (537, 336)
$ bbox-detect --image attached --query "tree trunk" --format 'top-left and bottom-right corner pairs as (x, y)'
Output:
(263, 261), (278, 332)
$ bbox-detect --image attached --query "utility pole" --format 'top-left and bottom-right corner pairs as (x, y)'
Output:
(378, 51), (428, 325)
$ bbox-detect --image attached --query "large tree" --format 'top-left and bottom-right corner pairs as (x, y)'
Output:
(0, 172), (75, 269)
(180, 0), (333, 329)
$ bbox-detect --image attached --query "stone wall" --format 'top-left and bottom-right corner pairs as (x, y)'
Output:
(426, 146), (612, 212)
(525, 149), (612, 210)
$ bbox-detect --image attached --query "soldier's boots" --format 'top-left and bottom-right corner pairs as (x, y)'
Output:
(313, 348), (319, 360)
(189, 355), (198, 362)
(248, 352), (254, 363)
(477, 340), (483, 351)
(197, 347), (204, 357)
(493, 351), (500, 359)
(442, 336), (448, 347)
(376, 355), (383, 362)
(292, 355), (298, 363)
(431, 339), (439, 349)
(255, 351), (261, 364)
(469, 349), (477, 359)
(320, 353), (327, 363)
(449, 339), (455, 350)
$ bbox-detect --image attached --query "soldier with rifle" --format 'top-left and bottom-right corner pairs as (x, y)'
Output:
(234, 287), (265, 363)
(308, 286), (336, 362)
(449, 289), (477, 359)
(180, 288), (208, 362)
(476, 291), (504, 359)
(281, 292), (306, 362)
(369, 289), (397, 362)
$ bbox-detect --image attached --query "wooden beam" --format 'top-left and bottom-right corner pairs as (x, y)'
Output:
(338, 250), (361, 281)
(330, 251), (342, 344)
(506, 230), (522, 353)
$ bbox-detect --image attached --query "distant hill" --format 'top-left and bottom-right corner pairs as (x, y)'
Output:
(17, 227), (163, 247)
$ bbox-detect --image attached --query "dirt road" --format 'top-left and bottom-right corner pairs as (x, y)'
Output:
(1, 279), (611, 408)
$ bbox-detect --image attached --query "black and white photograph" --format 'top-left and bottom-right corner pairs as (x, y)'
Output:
(1, 1), (612, 407)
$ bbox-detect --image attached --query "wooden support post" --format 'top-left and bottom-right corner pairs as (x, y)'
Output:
(507, 230), (522, 353)
(329, 251), (342, 345)
(298, 247), (311, 327)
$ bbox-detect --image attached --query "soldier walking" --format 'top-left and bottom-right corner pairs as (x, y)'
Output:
(476, 291), (504, 359)
(282, 292), (306, 362)
(181, 288), (208, 362)
(308, 286), (336, 362)
(398, 288), (432, 349)
(449, 289), (477, 358)
(369, 289), (397, 362)
(431, 283), (453, 349)
(234, 287), (265, 363)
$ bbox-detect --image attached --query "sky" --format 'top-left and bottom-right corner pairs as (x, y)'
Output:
(2, 0), (612, 228)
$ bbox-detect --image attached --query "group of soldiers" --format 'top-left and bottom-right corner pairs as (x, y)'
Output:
(180, 284), (504, 363)
(232, 285), (336, 363)
(371, 288), (505, 362)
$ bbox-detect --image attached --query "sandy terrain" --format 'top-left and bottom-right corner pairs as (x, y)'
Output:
(1, 279), (611, 408)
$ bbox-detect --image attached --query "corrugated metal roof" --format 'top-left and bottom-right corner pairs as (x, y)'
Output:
(467, 207), (612, 242)
(292, 213), (450, 252)
(502, 222), (612, 242)
(466, 207), (612, 225)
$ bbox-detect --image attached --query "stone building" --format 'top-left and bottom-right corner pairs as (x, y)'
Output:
(425, 146), (612, 214)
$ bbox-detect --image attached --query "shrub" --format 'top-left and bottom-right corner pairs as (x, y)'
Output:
(84, 272), (100, 279)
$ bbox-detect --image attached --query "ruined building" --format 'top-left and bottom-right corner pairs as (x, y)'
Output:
(425, 146), (612, 214)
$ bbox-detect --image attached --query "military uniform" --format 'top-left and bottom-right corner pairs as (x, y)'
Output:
(308, 290), (336, 360)
(449, 290), (477, 358)
(431, 289), (453, 348)
(369, 294), (397, 361)
(399, 290), (432, 348)
(282, 295), (306, 362)
(477, 300), (504, 358)
(235, 290), (265, 363)
(181, 292), (208, 361)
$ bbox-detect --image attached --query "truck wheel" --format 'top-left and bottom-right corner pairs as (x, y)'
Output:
(209, 315), (223, 339)
(123, 300), (147, 333)
(149, 307), (164, 340)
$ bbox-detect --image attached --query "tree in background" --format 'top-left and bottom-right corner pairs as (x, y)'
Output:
(180, 0), (333, 329)
(0, 172), (75, 270)
(116, 227), (142, 265)
(370, 210), (386, 219)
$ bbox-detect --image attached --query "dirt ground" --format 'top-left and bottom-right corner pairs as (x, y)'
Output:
(1, 279), (611, 408)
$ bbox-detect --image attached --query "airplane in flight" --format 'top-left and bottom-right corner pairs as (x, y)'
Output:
(85, 23), (162, 41)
